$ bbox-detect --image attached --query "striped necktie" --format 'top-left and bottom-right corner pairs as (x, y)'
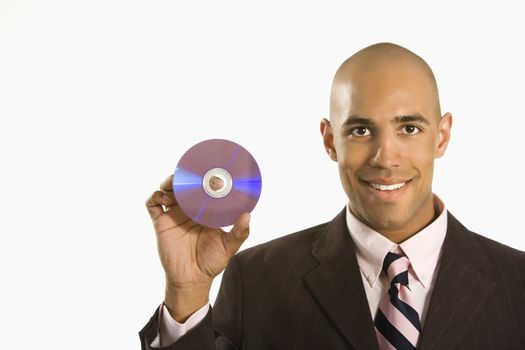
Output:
(374, 252), (422, 350)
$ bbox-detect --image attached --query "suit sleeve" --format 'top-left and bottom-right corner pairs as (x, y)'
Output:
(139, 254), (244, 350)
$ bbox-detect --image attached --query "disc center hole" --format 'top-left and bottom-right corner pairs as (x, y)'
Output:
(202, 168), (233, 198)
(209, 175), (225, 192)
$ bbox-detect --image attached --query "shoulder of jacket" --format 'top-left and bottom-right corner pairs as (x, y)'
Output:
(234, 221), (329, 263)
(470, 230), (525, 266)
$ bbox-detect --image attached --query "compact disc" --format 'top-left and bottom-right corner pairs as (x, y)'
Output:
(173, 139), (262, 228)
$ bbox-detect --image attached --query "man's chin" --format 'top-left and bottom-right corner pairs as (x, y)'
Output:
(364, 211), (410, 233)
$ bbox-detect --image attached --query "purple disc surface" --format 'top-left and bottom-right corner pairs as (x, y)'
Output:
(173, 139), (262, 228)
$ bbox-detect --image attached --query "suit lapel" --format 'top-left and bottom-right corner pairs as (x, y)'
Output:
(419, 211), (496, 350)
(304, 209), (379, 350)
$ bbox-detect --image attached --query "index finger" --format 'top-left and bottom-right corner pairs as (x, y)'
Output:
(160, 174), (174, 192)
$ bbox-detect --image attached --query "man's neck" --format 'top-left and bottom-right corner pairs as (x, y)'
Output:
(349, 195), (439, 244)
(379, 198), (438, 244)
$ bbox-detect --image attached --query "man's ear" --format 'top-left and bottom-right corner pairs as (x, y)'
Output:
(435, 112), (453, 158)
(320, 118), (337, 162)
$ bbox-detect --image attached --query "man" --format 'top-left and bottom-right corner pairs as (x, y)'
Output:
(141, 43), (525, 349)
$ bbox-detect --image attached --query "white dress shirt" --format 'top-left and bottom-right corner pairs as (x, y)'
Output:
(346, 193), (448, 324)
(153, 193), (448, 347)
(150, 302), (210, 347)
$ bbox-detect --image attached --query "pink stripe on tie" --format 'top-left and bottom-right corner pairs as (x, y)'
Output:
(375, 252), (422, 350)
(387, 256), (409, 281)
(398, 285), (416, 307)
(375, 328), (397, 350)
(378, 295), (420, 347)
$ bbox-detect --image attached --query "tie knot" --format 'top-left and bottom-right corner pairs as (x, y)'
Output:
(382, 252), (410, 286)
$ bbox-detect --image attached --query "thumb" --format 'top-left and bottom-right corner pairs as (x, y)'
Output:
(223, 212), (251, 255)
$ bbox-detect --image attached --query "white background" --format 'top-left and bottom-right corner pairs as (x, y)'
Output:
(1, 1), (524, 348)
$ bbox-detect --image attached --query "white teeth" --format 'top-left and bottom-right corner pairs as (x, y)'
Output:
(370, 182), (406, 191)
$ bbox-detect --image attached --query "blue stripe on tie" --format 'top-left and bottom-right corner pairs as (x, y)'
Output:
(391, 270), (409, 286)
(383, 252), (403, 273)
(388, 285), (422, 332)
(375, 309), (416, 350)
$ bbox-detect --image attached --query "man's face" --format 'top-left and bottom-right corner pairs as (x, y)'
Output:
(322, 65), (452, 237)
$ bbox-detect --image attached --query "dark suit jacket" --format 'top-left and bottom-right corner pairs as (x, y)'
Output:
(140, 209), (525, 349)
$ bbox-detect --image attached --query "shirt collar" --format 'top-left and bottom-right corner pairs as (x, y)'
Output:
(346, 193), (448, 288)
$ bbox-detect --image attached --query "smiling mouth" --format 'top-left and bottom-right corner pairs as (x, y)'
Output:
(362, 179), (413, 192)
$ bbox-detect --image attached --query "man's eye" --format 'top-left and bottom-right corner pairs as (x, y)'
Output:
(401, 125), (421, 135)
(350, 127), (371, 137)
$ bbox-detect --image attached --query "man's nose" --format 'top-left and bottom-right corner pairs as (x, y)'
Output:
(368, 133), (401, 169)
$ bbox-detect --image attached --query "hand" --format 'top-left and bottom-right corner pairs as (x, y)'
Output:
(145, 175), (251, 321)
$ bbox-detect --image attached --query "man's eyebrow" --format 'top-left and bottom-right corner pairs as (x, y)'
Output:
(342, 114), (430, 127)
(392, 114), (430, 125)
(342, 115), (375, 127)
(343, 113), (430, 126)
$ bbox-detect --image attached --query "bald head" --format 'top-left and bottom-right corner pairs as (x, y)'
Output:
(330, 43), (441, 125)
(320, 43), (453, 242)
